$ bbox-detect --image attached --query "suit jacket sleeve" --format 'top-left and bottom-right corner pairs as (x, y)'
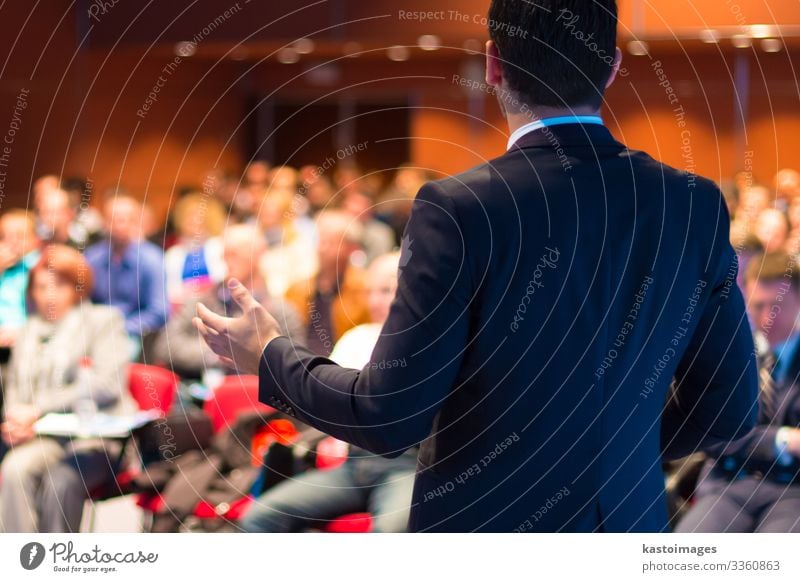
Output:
(259, 181), (473, 457)
(661, 194), (759, 460)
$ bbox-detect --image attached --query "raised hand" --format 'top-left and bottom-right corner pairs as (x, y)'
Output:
(193, 278), (281, 375)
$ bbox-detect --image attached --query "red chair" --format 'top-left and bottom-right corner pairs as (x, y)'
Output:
(324, 512), (373, 533)
(315, 436), (373, 533)
(203, 375), (273, 432)
(85, 364), (179, 531)
(127, 363), (179, 415)
(137, 375), (279, 530)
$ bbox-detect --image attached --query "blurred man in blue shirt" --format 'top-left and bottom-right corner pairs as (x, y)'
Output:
(85, 196), (167, 355)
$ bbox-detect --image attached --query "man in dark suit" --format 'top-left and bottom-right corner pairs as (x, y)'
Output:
(195, 0), (758, 532)
(676, 252), (800, 532)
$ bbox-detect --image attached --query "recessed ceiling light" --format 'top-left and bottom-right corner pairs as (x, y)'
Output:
(700, 29), (720, 43)
(761, 38), (783, 53)
(277, 47), (300, 64)
(418, 35), (441, 51)
(174, 41), (196, 57)
(229, 45), (249, 61)
(750, 24), (776, 39)
(387, 45), (410, 61)
(294, 38), (315, 55)
(627, 40), (649, 56)
(731, 34), (752, 49)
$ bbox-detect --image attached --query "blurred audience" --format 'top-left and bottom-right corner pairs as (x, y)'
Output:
(0, 210), (40, 348)
(164, 193), (226, 311)
(257, 166), (317, 298)
(85, 196), (167, 352)
(285, 210), (370, 356)
(31, 174), (60, 203)
(153, 224), (303, 378)
(774, 168), (800, 211)
(0, 245), (133, 532)
(375, 165), (428, 243)
(62, 177), (104, 246)
(754, 208), (791, 254)
(240, 252), (415, 533)
(731, 185), (770, 244)
(299, 169), (335, 214)
(340, 188), (396, 262)
(35, 188), (94, 249)
(232, 160), (271, 222)
(735, 234), (764, 291)
(676, 252), (800, 533)
(21, 160), (800, 534)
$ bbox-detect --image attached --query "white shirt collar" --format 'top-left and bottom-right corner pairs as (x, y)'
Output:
(507, 115), (604, 150)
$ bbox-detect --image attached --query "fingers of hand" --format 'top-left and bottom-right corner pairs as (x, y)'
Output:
(228, 278), (257, 311)
(196, 303), (228, 335)
(193, 316), (218, 339)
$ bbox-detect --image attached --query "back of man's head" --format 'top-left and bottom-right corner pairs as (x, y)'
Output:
(488, 0), (618, 109)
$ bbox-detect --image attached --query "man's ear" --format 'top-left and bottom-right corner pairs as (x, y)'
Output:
(605, 47), (623, 89)
(485, 40), (503, 87)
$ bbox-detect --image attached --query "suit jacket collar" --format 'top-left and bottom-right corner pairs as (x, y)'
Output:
(509, 122), (623, 151)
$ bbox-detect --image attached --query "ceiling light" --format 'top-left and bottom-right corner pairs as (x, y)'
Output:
(627, 40), (649, 56)
(277, 47), (300, 64)
(750, 24), (776, 39)
(731, 34), (752, 49)
(700, 29), (720, 43)
(293, 38), (315, 54)
(387, 45), (410, 61)
(418, 35), (441, 51)
(229, 45), (249, 61)
(761, 38), (783, 53)
(174, 41), (196, 57)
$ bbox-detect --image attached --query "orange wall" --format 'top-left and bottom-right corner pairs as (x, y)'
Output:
(1, 1), (800, 218)
(411, 50), (798, 188)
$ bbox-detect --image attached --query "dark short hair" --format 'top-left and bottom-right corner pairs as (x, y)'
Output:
(488, 0), (618, 109)
(745, 251), (800, 292)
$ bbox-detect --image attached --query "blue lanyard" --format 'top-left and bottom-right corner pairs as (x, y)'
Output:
(508, 115), (604, 149)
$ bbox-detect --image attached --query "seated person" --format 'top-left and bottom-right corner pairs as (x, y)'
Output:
(676, 252), (800, 532)
(164, 193), (226, 312)
(340, 189), (396, 262)
(153, 224), (304, 378)
(257, 167), (318, 299)
(35, 187), (97, 250)
(0, 210), (40, 349)
(283, 210), (370, 357)
(0, 245), (134, 532)
(85, 196), (167, 355)
(239, 252), (416, 533)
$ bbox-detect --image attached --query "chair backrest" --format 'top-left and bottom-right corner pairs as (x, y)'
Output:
(315, 436), (349, 471)
(203, 375), (274, 432)
(127, 363), (179, 415)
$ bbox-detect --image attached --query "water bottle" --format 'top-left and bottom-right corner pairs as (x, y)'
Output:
(74, 357), (97, 431)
